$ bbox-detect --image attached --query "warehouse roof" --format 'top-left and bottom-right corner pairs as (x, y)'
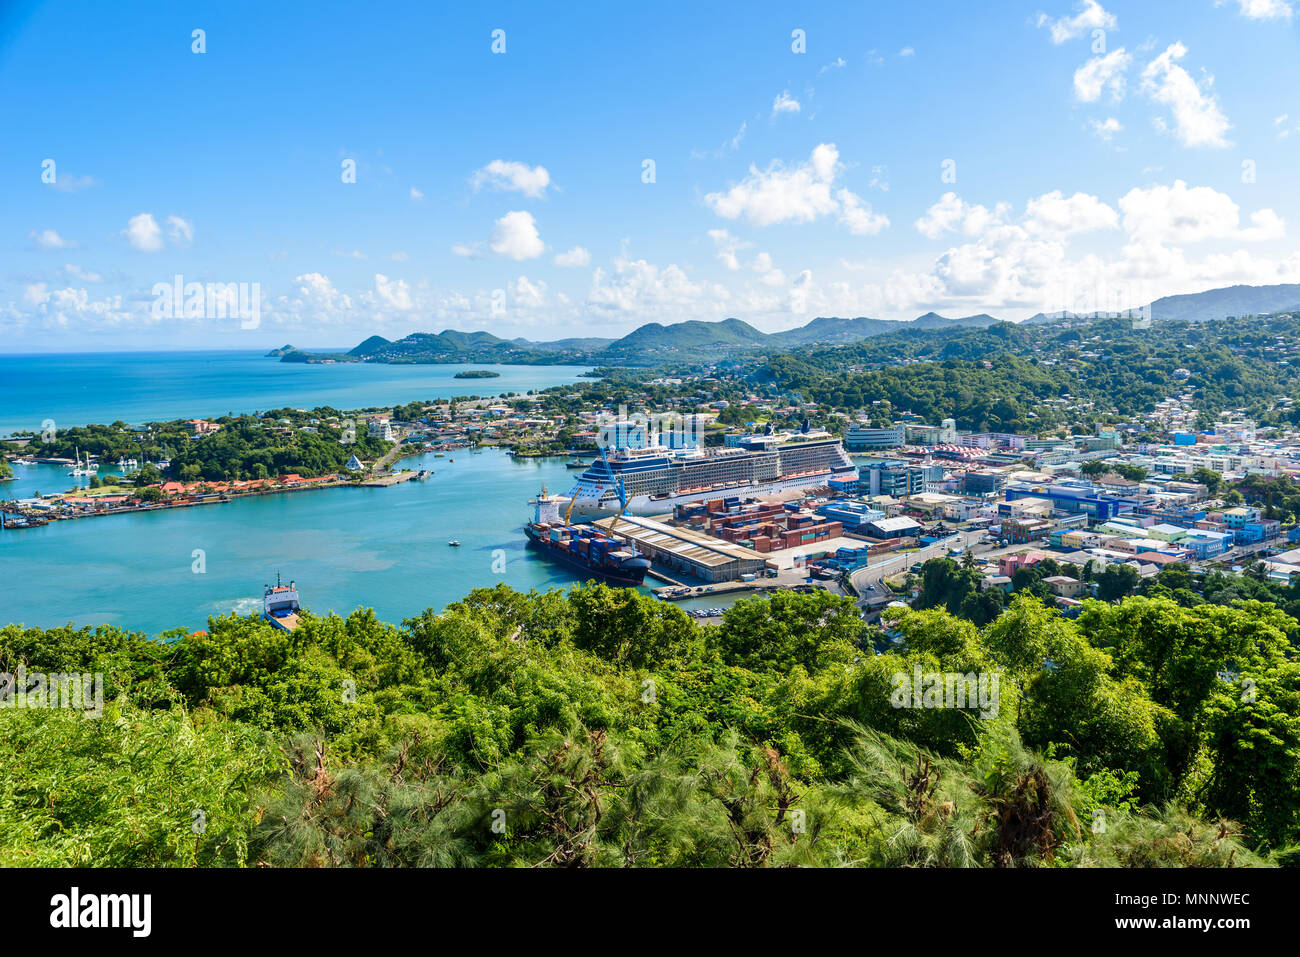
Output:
(594, 515), (763, 570)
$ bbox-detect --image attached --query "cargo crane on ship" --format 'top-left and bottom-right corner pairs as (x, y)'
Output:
(524, 470), (651, 586)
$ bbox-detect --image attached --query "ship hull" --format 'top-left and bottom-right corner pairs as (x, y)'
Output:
(524, 526), (649, 586)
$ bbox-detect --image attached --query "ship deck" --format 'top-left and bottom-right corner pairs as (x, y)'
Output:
(270, 612), (300, 631)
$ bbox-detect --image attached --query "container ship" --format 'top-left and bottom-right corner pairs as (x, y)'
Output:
(525, 489), (651, 586)
(562, 426), (858, 520)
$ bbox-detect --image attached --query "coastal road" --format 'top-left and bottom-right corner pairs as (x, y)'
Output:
(849, 529), (988, 598)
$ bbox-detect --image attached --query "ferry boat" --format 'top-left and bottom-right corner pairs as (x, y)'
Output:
(561, 426), (858, 520)
(262, 575), (302, 632)
(525, 486), (651, 586)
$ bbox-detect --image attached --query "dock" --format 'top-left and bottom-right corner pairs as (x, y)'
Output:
(360, 470), (421, 487)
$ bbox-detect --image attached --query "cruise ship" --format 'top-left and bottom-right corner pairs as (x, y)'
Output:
(563, 427), (858, 520)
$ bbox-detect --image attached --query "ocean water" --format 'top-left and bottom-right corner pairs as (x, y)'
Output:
(0, 351), (593, 435)
(0, 450), (651, 636)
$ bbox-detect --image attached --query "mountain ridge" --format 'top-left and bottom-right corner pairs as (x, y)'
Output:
(279, 283), (1300, 365)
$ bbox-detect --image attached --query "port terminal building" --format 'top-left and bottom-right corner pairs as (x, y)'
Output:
(593, 514), (770, 582)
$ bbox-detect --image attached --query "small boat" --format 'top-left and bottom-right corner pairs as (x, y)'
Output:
(434, 452), (445, 458)
(448, 539), (461, 547)
(449, 458), (455, 462)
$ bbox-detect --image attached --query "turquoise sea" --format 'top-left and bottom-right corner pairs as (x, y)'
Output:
(0, 450), (645, 635)
(0, 351), (593, 435)
(0, 352), (611, 633)
(0, 353), (748, 635)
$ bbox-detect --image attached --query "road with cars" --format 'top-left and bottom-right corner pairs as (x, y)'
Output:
(849, 529), (989, 598)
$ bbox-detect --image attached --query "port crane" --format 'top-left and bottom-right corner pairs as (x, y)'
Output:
(609, 475), (632, 533)
(600, 446), (633, 534)
(560, 446), (632, 529)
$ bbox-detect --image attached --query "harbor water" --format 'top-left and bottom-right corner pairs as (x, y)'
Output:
(0, 450), (659, 636)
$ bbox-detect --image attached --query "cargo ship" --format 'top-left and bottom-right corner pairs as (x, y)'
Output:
(562, 425), (858, 520)
(525, 487), (651, 586)
(263, 575), (302, 631)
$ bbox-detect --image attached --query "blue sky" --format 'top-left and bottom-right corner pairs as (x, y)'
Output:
(3, 0), (1299, 351)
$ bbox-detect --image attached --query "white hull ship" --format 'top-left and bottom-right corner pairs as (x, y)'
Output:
(563, 428), (858, 521)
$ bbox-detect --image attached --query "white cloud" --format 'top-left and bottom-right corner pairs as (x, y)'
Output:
(771, 91), (801, 116)
(451, 243), (482, 258)
(45, 172), (98, 193)
(554, 246), (591, 267)
(293, 273), (353, 312)
(899, 47), (915, 57)
(373, 274), (413, 310)
(915, 193), (1011, 239)
(391, 251), (410, 262)
(707, 229), (751, 270)
(410, 187), (424, 201)
(490, 210), (545, 260)
(1037, 1), (1117, 43)
(63, 264), (103, 283)
(836, 189), (890, 236)
(1120, 180), (1285, 243)
(1024, 190), (1119, 235)
(691, 122), (747, 160)
(819, 57), (847, 73)
(121, 212), (191, 251)
(1073, 48), (1131, 102)
(1229, 0), (1293, 21)
(123, 214), (164, 252)
(471, 160), (552, 198)
(751, 252), (787, 287)
(31, 228), (74, 250)
(1140, 43), (1232, 148)
(705, 143), (886, 235)
(1088, 117), (1123, 141)
(586, 257), (725, 316)
(166, 215), (193, 246)
(511, 275), (548, 308)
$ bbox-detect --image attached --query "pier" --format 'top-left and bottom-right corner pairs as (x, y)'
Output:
(361, 470), (423, 487)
